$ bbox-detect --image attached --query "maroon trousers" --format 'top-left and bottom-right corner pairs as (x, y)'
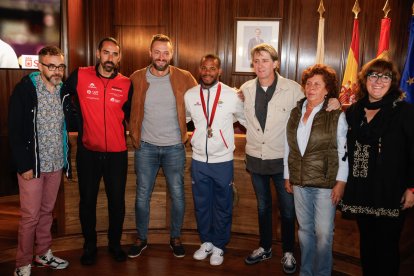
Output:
(15, 170), (62, 267)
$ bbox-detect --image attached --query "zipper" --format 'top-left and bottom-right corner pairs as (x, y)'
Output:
(99, 77), (111, 152)
(205, 88), (210, 163)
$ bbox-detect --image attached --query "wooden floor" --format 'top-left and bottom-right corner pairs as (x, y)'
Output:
(0, 244), (354, 276)
(0, 195), (413, 276)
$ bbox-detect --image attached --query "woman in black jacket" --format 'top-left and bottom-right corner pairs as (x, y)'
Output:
(340, 59), (414, 276)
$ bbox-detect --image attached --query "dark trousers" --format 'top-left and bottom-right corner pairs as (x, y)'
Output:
(251, 173), (296, 252)
(191, 159), (233, 249)
(77, 146), (127, 249)
(357, 215), (405, 276)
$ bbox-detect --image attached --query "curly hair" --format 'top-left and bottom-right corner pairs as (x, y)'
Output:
(301, 64), (338, 99)
(356, 58), (402, 100)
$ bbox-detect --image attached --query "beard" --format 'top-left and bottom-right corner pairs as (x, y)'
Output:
(152, 59), (170, 72)
(200, 74), (219, 87)
(102, 61), (115, 73)
(45, 73), (63, 86)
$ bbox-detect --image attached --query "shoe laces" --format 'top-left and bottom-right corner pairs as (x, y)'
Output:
(200, 242), (212, 251)
(251, 247), (265, 257)
(42, 249), (64, 263)
(281, 252), (296, 266)
(135, 238), (147, 246)
(170, 238), (182, 246)
(212, 247), (223, 256)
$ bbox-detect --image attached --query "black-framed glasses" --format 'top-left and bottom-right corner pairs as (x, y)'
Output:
(40, 62), (66, 72)
(367, 72), (392, 83)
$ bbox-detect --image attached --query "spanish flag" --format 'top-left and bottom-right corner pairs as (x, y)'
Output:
(400, 15), (414, 104)
(377, 17), (391, 59)
(340, 18), (359, 104)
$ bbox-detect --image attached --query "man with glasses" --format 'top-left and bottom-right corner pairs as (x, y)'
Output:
(62, 37), (133, 265)
(9, 46), (71, 276)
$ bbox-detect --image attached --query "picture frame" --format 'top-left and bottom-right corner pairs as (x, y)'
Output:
(233, 18), (281, 74)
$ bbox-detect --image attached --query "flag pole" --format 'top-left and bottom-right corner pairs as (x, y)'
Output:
(317, 0), (325, 19)
(383, 0), (391, 18)
(353, 0), (360, 19)
(315, 0), (325, 64)
(376, 0), (391, 59)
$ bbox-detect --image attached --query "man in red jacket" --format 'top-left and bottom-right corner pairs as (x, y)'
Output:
(62, 37), (133, 265)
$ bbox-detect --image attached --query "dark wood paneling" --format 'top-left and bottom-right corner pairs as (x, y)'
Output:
(66, 0), (88, 72)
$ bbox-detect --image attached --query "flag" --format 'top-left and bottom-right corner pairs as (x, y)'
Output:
(340, 18), (360, 105)
(376, 18), (391, 59)
(315, 17), (325, 64)
(401, 16), (414, 104)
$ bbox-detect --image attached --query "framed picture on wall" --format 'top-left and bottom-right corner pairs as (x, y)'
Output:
(233, 18), (281, 74)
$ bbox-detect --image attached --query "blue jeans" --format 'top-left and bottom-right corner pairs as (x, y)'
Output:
(134, 141), (186, 240)
(293, 186), (336, 276)
(251, 173), (295, 252)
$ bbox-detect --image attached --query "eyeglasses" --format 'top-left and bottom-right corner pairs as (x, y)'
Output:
(367, 73), (392, 83)
(40, 62), (66, 72)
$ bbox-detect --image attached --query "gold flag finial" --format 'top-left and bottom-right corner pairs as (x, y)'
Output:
(383, 0), (391, 18)
(352, 0), (361, 19)
(317, 0), (325, 19)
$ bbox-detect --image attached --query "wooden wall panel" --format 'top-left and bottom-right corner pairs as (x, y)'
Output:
(172, 0), (221, 78)
(66, 0), (88, 72)
(116, 26), (167, 75)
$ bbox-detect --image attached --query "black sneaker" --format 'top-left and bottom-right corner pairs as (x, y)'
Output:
(281, 252), (296, 274)
(80, 247), (97, 266)
(245, 247), (272, 265)
(170, 237), (185, 258)
(128, 239), (148, 258)
(108, 245), (127, 262)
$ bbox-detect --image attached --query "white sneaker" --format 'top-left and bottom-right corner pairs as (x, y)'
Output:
(209, 246), (224, 266)
(14, 264), (31, 276)
(34, 249), (69, 269)
(193, 242), (213, 260)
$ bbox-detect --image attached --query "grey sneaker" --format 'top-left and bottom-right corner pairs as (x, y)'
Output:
(245, 247), (272, 265)
(34, 249), (69, 269)
(281, 252), (296, 274)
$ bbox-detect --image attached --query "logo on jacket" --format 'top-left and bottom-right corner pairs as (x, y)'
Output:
(88, 83), (97, 89)
(194, 101), (201, 106)
(110, 97), (121, 103)
(87, 90), (99, 96)
(112, 86), (123, 92)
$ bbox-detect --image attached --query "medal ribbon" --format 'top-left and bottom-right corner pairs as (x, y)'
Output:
(199, 83), (221, 128)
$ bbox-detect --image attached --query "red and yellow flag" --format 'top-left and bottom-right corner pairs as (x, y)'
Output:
(340, 18), (360, 104)
(377, 17), (391, 59)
